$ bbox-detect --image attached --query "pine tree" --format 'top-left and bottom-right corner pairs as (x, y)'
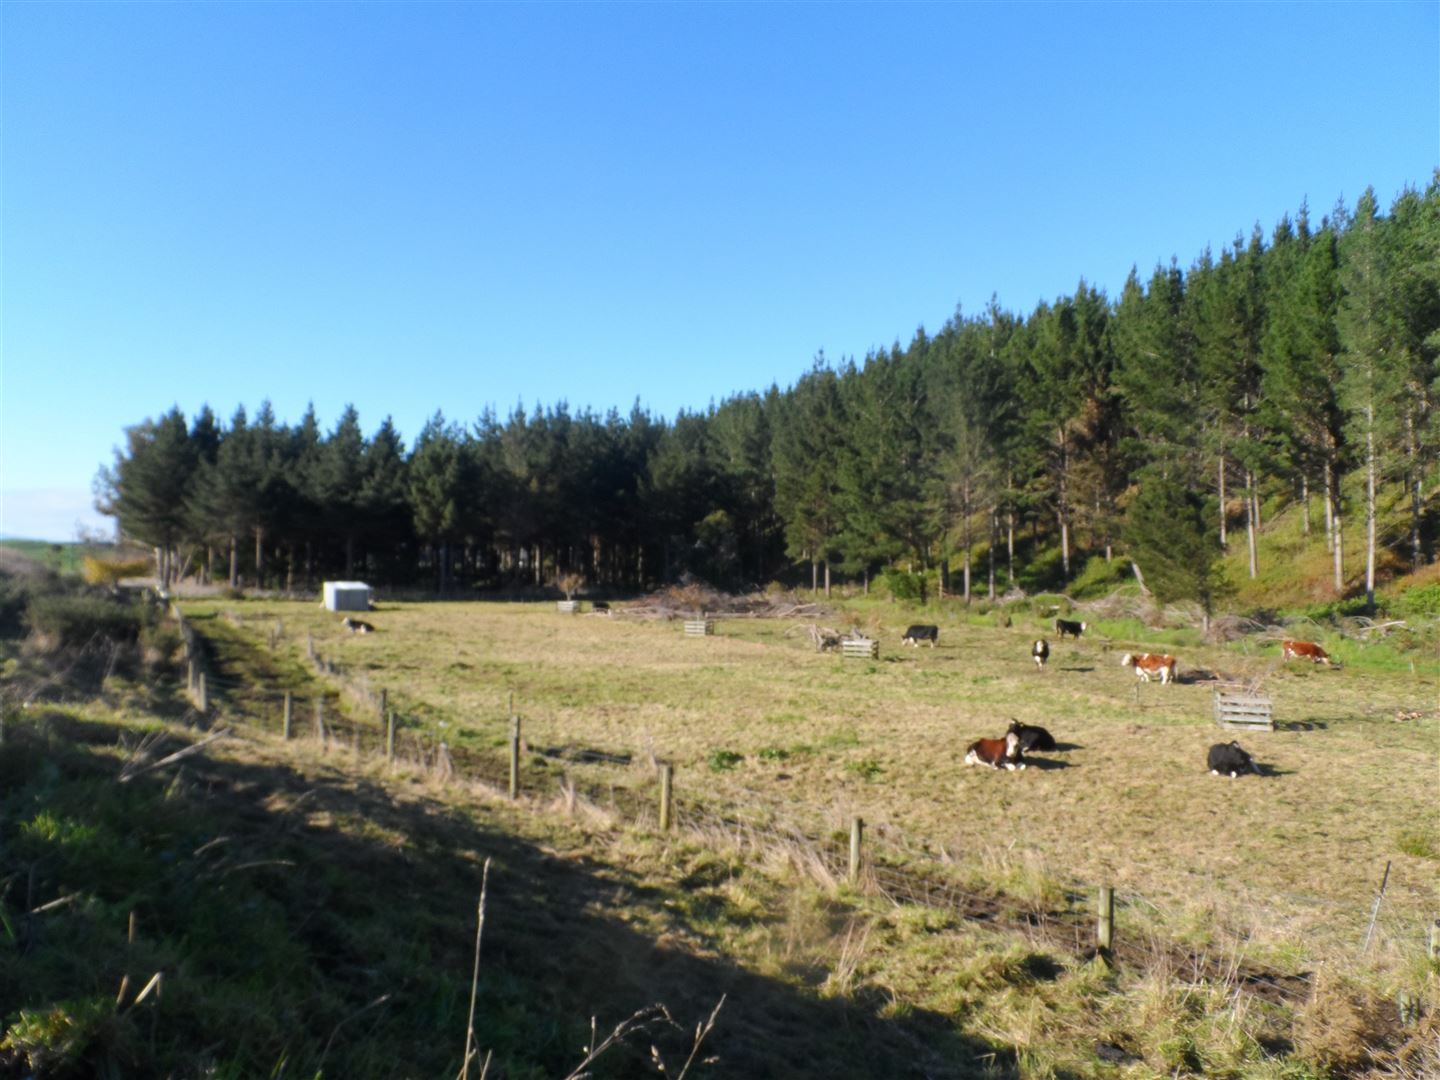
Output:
(1123, 478), (1232, 635)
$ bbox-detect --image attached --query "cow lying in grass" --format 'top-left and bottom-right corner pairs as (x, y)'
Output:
(1208, 740), (1261, 777)
(1121, 652), (1176, 684)
(341, 616), (376, 634)
(965, 731), (1024, 770)
(902, 624), (939, 647)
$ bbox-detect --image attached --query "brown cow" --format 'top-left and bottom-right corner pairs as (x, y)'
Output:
(1281, 640), (1332, 666)
(964, 731), (1025, 770)
(1121, 652), (1176, 684)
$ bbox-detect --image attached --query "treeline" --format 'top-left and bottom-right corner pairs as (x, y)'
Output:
(98, 181), (1440, 601)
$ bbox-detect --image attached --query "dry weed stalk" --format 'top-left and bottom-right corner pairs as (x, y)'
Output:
(118, 728), (230, 783)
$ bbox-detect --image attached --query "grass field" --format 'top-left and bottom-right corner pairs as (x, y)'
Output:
(184, 596), (1440, 975)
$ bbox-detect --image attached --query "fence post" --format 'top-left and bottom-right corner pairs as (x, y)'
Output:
(283, 691), (293, 740)
(508, 717), (521, 800)
(848, 817), (864, 885)
(314, 698), (324, 749)
(1098, 885), (1115, 963)
(1428, 919), (1440, 962)
(386, 711), (396, 766)
(196, 672), (208, 716)
(187, 660), (196, 695)
(659, 764), (673, 831)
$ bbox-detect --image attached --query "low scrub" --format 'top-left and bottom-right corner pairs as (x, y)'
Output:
(25, 594), (146, 648)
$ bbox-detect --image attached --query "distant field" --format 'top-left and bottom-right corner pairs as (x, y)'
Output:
(187, 597), (1440, 969)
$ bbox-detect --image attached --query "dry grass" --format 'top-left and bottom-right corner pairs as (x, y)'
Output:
(187, 597), (1440, 972)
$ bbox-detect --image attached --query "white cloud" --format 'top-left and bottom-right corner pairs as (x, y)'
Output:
(0, 488), (114, 542)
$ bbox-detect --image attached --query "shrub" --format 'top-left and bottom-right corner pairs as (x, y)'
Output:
(81, 556), (151, 588)
(880, 568), (925, 602)
(1394, 583), (1440, 619)
(26, 595), (144, 647)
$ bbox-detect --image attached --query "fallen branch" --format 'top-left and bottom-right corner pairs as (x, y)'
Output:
(118, 728), (230, 783)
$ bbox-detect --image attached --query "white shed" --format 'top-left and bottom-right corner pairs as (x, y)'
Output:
(322, 581), (372, 612)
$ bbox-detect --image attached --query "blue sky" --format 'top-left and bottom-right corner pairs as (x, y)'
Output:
(3, 1), (1436, 540)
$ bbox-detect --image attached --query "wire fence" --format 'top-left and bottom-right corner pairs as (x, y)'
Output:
(169, 604), (1440, 1007)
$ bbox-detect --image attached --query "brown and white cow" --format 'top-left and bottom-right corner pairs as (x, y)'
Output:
(964, 730), (1025, 770)
(1121, 652), (1176, 684)
(1281, 640), (1332, 666)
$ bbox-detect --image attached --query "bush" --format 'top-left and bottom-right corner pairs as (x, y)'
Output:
(880, 568), (925, 602)
(81, 556), (151, 588)
(26, 595), (145, 647)
(1394, 583), (1440, 619)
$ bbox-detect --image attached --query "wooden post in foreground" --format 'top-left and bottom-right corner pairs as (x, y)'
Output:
(659, 764), (673, 832)
(1098, 886), (1115, 963)
(848, 817), (864, 885)
(283, 692), (293, 740)
(1428, 919), (1440, 962)
(508, 717), (521, 800)
(196, 672), (208, 715)
(386, 711), (396, 765)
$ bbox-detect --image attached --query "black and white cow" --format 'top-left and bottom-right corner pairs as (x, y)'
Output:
(1207, 741), (1261, 777)
(1031, 638), (1050, 668)
(1055, 618), (1087, 639)
(902, 624), (939, 648)
(341, 616), (376, 634)
(1006, 719), (1057, 753)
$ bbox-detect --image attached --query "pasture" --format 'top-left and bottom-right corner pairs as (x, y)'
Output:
(189, 597), (1439, 970)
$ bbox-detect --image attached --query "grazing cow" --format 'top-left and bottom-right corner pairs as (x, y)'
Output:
(1031, 638), (1050, 668)
(965, 730), (1025, 770)
(1055, 618), (1087, 639)
(1281, 639), (1332, 666)
(341, 616), (376, 635)
(1121, 652), (1177, 684)
(1006, 719), (1057, 753)
(1207, 740), (1261, 777)
(902, 624), (939, 648)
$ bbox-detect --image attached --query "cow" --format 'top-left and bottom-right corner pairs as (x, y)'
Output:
(965, 730), (1025, 770)
(1031, 638), (1050, 668)
(1055, 618), (1087, 639)
(1207, 740), (1261, 777)
(1121, 652), (1177, 684)
(1281, 639), (1332, 666)
(592, 601), (610, 612)
(902, 624), (939, 648)
(1006, 719), (1057, 753)
(341, 616), (376, 634)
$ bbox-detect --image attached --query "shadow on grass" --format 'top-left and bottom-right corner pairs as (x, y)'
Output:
(4, 710), (1026, 1080)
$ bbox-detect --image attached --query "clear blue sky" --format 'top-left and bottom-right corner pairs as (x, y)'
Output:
(3, 1), (1436, 540)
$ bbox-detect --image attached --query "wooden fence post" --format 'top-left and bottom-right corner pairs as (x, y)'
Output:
(508, 717), (521, 800)
(1428, 919), (1440, 963)
(659, 764), (673, 831)
(187, 660), (196, 695)
(1098, 885), (1115, 963)
(314, 698), (324, 749)
(196, 672), (208, 715)
(848, 817), (864, 885)
(283, 691), (293, 740)
(386, 711), (396, 766)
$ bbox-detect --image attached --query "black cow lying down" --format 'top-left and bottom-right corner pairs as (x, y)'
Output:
(1006, 719), (1057, 753)
(902, 624), (939, 647)
(1207, 741), (1260, 777)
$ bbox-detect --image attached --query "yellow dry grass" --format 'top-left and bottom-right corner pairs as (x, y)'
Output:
(191, 598), (1440, 968)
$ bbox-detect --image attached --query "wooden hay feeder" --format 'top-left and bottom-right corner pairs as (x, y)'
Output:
(842, 637), (880, 660)
(684, 619), (715, 637)
(1214, 688), (1275, 731)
